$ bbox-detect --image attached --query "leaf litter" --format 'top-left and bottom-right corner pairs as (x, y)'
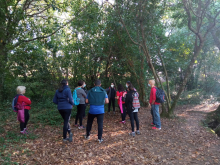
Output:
(2, 104), (220, 164)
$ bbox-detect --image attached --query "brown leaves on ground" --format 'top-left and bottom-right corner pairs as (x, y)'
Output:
(5, 104), (220, 164)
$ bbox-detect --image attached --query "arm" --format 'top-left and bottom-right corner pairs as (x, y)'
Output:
(105, 88), (109, 93)
(151, 88), (156, 105)
(105, 94), (109, 104)
(53, 92), (58, 104)
(116, 91), (119, 99)
(21, 96), (32, 105)
(86, 93), (89, 103)
(67, 89), (74, 105)
(105, 98), (109, 104)
(125, 94), (128, 108)
(81, 89), (87, 98)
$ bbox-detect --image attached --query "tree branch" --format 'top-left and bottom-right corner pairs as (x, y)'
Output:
(14, 0), (95, 48)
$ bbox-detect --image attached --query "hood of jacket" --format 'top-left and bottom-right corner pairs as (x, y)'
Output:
(91, 86), (105, 93)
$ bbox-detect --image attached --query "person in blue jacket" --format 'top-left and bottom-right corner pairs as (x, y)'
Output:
(53, 79), (74, 142)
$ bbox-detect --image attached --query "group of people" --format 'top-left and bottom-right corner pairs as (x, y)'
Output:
(13, 79), (161, 143)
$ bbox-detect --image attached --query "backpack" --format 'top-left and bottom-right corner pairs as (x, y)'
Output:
(132, 92), (140, 109)
(73, 88), (81, 106)
(154, 87), (165, 103)
(16, 102), (26, 123)
(12, 95), (21, 112)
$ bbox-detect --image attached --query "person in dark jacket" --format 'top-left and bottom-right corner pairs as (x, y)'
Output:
(106, 83), (116, 114)
(125, 84), (141, 137)
(53, 79), (74, 142)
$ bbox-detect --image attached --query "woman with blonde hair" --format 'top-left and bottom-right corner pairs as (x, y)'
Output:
(14, 86), (32, 134)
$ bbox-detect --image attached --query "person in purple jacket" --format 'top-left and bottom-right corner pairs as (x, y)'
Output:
(53, 79), (74, 142)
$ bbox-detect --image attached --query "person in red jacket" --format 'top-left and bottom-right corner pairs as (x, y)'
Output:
(149, 80), (161, 130)
(16, 86), (31, 134)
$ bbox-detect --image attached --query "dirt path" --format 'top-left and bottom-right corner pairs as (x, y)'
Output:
(9, 104), (220, 164)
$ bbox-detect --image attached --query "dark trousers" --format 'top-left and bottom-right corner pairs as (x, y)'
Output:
(86, 113), (104, 140)
(59, 109), (71, 139)
(75, 104), (85, 126)
(82, 104), (87, 118)
(121, 104), (126, 121)
(20, 109), (29, 131)
(130, 112), (139, 132)
(108, 98), (115, 112)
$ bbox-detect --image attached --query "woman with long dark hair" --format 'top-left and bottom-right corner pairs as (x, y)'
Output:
(53, 79), (74, 142)
(125, 84), (141, 137)
(116, 84), (127, 124)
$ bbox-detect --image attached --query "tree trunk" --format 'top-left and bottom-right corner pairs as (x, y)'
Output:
(0, 43), (7, 100)
(170, 41), (204, 114)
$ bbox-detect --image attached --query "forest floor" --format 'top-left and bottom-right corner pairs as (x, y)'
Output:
(2, 104), (220, 165)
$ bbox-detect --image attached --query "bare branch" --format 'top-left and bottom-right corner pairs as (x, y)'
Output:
(14, 0), (95, 47)
(182, 0), (203, 42)
(204, 10), (220, 38)
(26, 6), (51, 17)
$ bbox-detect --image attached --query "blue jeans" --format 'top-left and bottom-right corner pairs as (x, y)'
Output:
(151, 105), (161, 128)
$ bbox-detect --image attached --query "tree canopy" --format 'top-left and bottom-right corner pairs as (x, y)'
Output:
(0, 0), (220, 117)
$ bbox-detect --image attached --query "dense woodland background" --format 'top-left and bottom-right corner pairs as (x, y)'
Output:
(1, 0), (220, 164)
(0, 0), (220, 117)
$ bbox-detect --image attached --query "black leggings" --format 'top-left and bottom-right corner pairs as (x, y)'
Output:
(82, 104), (87, 118)
(130, 112), (139, 132)
(121, 104), (126, 121)
(75, 104), (85, 126)
(86, 113), (104, 140)
(20, 109), (29, 131)
(59, 109), (71, 139)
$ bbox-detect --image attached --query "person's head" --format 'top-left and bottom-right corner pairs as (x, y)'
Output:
(148, 80), (155, 88)
(118, 84), (124, 92)
(128, 84), (134, 91)
(94, 79), (101, 86)
(59, 79), (68, 92)
(16, 86), (26, 94)
(82, 80), (86, 87)
(111, 82), (114, 88)
(78, 80), (84, 87)
(126, 81), (131, 88)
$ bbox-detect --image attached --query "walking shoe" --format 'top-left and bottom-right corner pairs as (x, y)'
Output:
(69, 133), (73, 142)
(20, 131), (28, 135)
(119, 121), (126, 124)
(78, 126), (85, 129)
(151, 123), (155, 126)
(152, 127), (161, 130)
(136, 130), (141, 135)
(129, 132), (135, 137)
(63, 138), (70, 142)
(98, 139), (103, 143)
(75, 124), (79, 127)
(84, 135), (90, 140)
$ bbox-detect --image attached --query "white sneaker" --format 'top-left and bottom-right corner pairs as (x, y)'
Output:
(98, 139), (103, 143)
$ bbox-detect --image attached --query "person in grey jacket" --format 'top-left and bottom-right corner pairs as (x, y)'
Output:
(75, 80), (87, 129)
